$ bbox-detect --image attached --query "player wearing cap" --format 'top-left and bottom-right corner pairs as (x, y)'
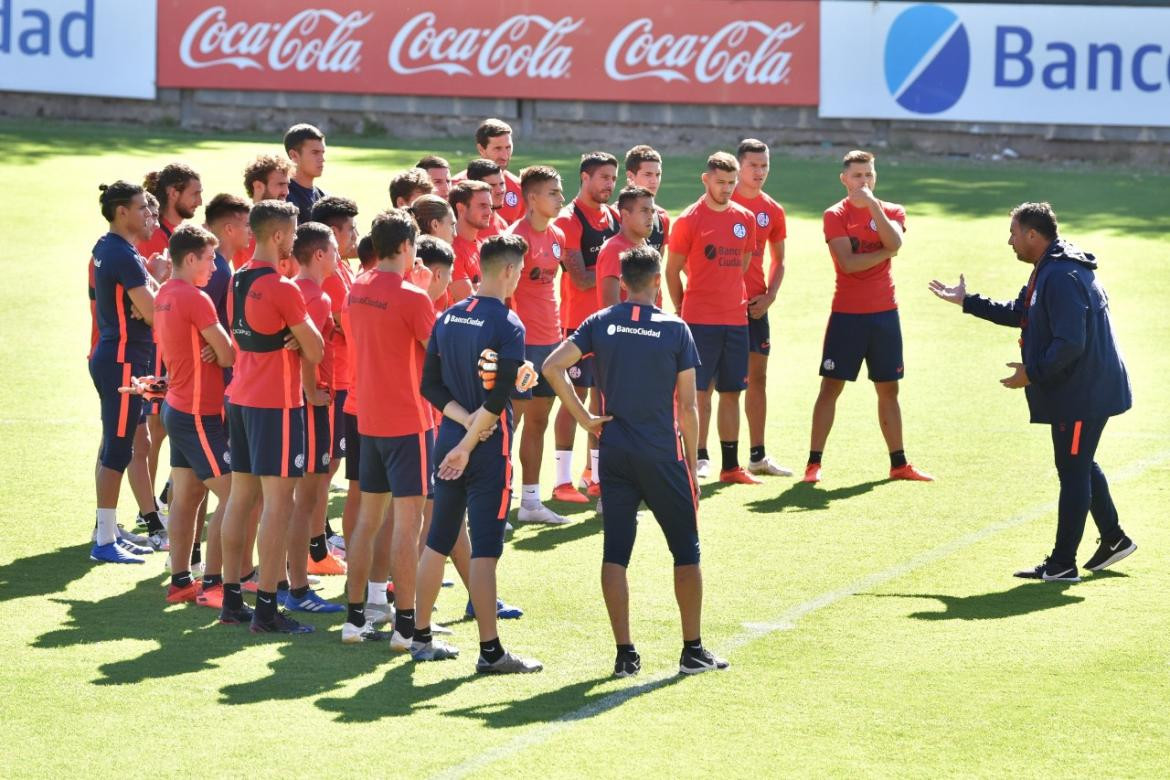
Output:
(416, 155), (452, 199)
(448, 180), (492, 302)
(544, 245), (729, 677)
(665, 153), (759, 485)
(284, 123), (327, 222)
(624, 145), (671, 255)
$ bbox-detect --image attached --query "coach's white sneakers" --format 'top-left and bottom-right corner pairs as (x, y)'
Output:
(748, 457), (794, 477)
(696, 459), (711, 479)
(516, 503), (570, 525)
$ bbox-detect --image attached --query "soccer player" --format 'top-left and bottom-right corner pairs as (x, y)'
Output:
(456, 118), (525, 224)
(507, 166), (570, 525)
(153, 224), (234, 602)
(805, 150), (931, 484)
(665, 153), (759, 484)
(624, 145), (671, 254)
(415, 232), (455, 310)
(390, 168), (434, 208)
(465, 158), (511, 238)
(90, 181), (163, 564)
(597, 187), (658, 308)
(234, 153), (293, 269)
(282, 222), (346, 613)
(218, 200), (324, 634)
(202, 194), (249, 328)
(416, 155), (452, 198)
(284, 123), (327, 221)
(732, 139), (792, 478)
(552, 153), (621, 502)
(543, 245), (729, 676)
(930, 202), (1136, 580)
(417, 234), (542, 671)
(448, 180), (492, 301)
(342, 209), (436, 647)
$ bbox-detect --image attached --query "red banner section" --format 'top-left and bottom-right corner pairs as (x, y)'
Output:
(157, 1), (818, 105)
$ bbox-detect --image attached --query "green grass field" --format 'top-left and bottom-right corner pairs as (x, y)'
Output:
(1, 119), (1168, 777)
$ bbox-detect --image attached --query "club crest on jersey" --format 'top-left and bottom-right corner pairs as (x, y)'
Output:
(756, 212), (770, 228)
(733, 223), (747, 239)
(551, 242), (562, 259)
(505, 191), (519, 208)
(869, 218), (877, 231)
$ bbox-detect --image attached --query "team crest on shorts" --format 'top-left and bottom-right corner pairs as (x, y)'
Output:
(756, 212), (770, 228)
(223, 450), (231, 465)
(1030, 290), (1037, 307)
(568, 365), (582, 379)
(551, 242), (562, 259)
(505, 191), (519, 207)
(733, 223), (747, 239)
(294, 453), (305, 469)
(339, 437), (346, 453)
(823, 358), (836, 371)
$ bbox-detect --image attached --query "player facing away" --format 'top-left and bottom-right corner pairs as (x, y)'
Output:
(930, 202), (1135, 580)
(342, 209), (437, 648)
(732, 139), (793, 478)
(416, 155), (452, 199)
(465, 158), (511, 239)
(89, 181), (163, 564)
(389, 168), (434, 209)
(597, 187), (659, 309)
(624, 145), (671, 255)
(418, 234), (543, 672)
(218, 200), (325, 634)
(448, 180), (492, 302)
(153, 224), (234, 603)
(552, 152), (621, 504)
(804, 150), (932, 484)
(544, 245), (729, 677)
(284, 123), (327, 222)
(507, 166), (571, 525)
(666, 152), (760, 485)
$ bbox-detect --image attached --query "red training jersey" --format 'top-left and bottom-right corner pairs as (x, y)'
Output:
(231, 236), (256, 271)
(228, 260), (310, 409)
(823, 198), (906, 314)
(321, 259), (353, 391)
(554, 199), (620, 331)
(154, 278), (225, 416)
(451, 236), (482, 292)
(731, 190), (787, 299)
(667, 198), (756, 326)
(507, 219), (565, 345)
(477, 211), (510, 241)
(296, 277), (334, 391)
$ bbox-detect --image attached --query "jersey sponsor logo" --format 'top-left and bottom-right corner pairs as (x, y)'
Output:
(179, 7), (370, 73)
(505, 190), (520, 207)
(756, 211), (770, 227)
(605, 18), (805, 86)
(446, 314), (486, 327)
(884, 4), (970, 114)
(607, 322), (662, 338)
(388, 12), (581, 78)
(551, 242), (562, 259)
(732, 223), (747, 239)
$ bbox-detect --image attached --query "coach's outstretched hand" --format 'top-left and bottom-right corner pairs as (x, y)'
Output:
(928, 274), (967, 305)
(1000, 362), (1030, 389)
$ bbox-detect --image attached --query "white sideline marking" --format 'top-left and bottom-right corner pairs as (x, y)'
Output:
(433, 450), (1170, 779)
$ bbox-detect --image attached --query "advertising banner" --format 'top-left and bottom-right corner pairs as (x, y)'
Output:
(0, 0), (156, 99)
(820, 1), (1170, 127)
(157, 1), (818, 105)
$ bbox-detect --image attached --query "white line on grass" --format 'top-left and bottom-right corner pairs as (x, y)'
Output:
(433, 449), (1170, 779)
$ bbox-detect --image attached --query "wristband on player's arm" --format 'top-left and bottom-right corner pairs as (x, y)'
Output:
(483, 358), (520, 415)
(420, 351), (456, 413)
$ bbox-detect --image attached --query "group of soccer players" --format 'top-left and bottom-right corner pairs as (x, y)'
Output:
(87, 117), (931, 677)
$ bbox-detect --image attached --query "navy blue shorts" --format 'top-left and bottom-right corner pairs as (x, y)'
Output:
(564, 328), (595, 388)
(690, 323), (749, 392)
(226, 403), (306, 478)
(820, 309), (904, 383)
(343, 412), (361, 482)
(303, 400), (334, 474)
(427, 419), (512, 559)
(359, 429), (434, 497)
(748, 312), (771, 356)
(599, 446), (700, 568)
(162, 402), (230, 481)
(330, 390), (348, 459)
(89, 357), (145, 472)
(512, 342), (557, 400)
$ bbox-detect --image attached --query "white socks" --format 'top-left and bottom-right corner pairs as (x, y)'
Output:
(367, 580), (388, 606)
(554, 450), (572, 486)
(95, 508), (118, 546)
(521, 484), (540, 508)
(590, 448), (599, 480)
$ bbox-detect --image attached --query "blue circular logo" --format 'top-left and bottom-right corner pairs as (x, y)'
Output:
(884, 4), (970, 114)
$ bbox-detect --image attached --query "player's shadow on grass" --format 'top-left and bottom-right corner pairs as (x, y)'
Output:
(0, 543), (93, 604)
(314, 659), (475, 723)
(875, 571), (1127, 621)
(746, 480), (885, 513)
(510, 515), (601, 552)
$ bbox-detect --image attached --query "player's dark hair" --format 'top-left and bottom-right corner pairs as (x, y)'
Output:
(620, 245), (662, 292)
(416, 235), (455, 269)
(98, 180), (144, 222)
(357, 235), (375, 269)
(475, 118), (512, 149)
(480, 234), (527, 273)
(249, 199), (299, 241)
(283, 123), (325, 155)
(143, 163), (200, 210)
(842, 149), (874, 169)
(415, 154), (450, 172)
(144, 191), (159, 211)
(292, 222), (335, 266)
(736, 138), (769, 160)
(243, 153), (293, 199)
(389, 168), (434, 206)
(520, 165), (560, 198)
(706, 152), (739, 173)
(310, 195), (359, 230)
(204, 193), (251, 226)
(1011, 202), (1059, 240)
(449, 180), (490, 219)
(168, 223), (218, 266)
(616, 186), (654, 213)
(624, 144), (661, 174)
(369, 208), (418, 260)
(580, 151), (618, 177)
(408, 194), (454, 236)
(465, 157), (501, 181)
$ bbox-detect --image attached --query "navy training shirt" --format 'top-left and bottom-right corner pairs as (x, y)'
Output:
(91, 232), (153, 364)
(287, 180), (325, 224)
(428, 295), (526, 434)
(569, 301), (699, 462)
(200, 251), (232, 330)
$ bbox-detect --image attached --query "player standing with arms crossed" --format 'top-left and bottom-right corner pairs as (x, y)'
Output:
(597, 187), (658, 309)
(624, 145), (671, 255)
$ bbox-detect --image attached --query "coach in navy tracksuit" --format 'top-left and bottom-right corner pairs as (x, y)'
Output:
(930, 202), (1135, 582)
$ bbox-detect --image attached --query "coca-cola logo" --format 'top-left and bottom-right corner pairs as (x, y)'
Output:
(388, 12), (581, 79)
(604, 18), (804, 84)
(179, 6), (370, 73)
